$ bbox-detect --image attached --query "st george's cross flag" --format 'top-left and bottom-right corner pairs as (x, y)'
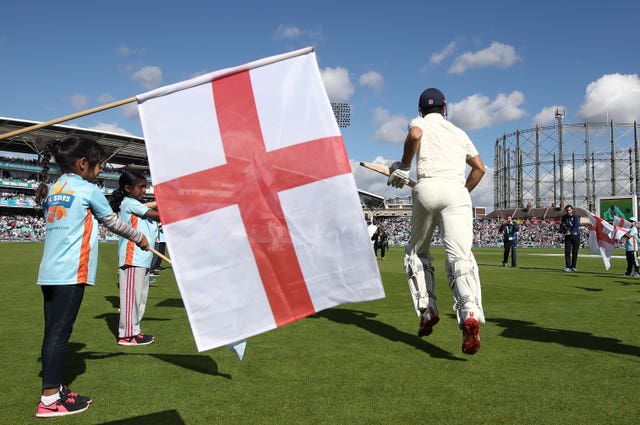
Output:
(136, 47), (385, 352)
(586, 211), (617, 269)
(612, 216), (634, 241)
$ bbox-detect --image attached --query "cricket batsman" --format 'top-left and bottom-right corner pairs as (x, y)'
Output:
(387, 87), (486, 355)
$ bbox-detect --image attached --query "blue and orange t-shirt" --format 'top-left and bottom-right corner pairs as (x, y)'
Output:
(37, 174), (114, 286)
(625, 226), (638, 252)
(117, 197), (157, 268)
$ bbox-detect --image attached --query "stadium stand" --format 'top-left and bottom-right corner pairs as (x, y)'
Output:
(0, 116), (592, 247)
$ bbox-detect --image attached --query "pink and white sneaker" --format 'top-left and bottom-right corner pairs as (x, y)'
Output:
(36, 395), (90, 418)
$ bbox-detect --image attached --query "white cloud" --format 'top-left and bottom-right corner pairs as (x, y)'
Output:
(274, 24), (303, 39)
(448, 91), (526, 130)
(321, 66), (354, 102)
(69, 93), (88, 110)
(532, 105), (566, 126)
(373, 107), (408, 143)
(470, 164), (494, 208)
(359, 71), (384, 91)
(449, 41), (520, 74)
(97, 93), (115, 104)
(121, 102), (140, 119)
(116, 45), (144, 56)
(273, 24), (322, 40)
(131, 65), (163, 90)
(89, 122), (133, 136)
(351, 157), (396, 198)
(577, 73), (640, 123)
(428, 42), (456, 66)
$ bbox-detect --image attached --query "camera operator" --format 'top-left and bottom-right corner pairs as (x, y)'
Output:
(498, 215), (519, 267)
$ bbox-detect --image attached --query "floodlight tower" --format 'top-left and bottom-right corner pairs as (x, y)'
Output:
(555, 108), (566, 205)
(331, 102), (351, 128)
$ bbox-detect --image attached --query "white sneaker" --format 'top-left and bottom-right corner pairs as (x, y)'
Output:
(563, 268), (571, 272)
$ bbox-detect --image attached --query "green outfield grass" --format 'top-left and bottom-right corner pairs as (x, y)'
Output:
(1, 242), (639, 424)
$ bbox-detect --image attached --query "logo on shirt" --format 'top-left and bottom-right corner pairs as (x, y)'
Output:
(46, 182), (76, 223)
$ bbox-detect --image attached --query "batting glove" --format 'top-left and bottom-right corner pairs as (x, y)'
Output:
(387, 162), (411, 188)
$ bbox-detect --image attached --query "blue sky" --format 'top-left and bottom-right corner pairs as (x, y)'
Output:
(2, 1), (640, 208)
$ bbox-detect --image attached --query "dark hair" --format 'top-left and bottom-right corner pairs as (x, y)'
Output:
(420, 105), (444, 116)
(109, 170), (147, 212)
(35, 137), (107, 204)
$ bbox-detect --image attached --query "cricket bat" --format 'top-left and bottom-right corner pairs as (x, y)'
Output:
(359, 162), (416, 188)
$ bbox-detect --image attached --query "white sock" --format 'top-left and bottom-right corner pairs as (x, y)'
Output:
(41, 393), (60, 405)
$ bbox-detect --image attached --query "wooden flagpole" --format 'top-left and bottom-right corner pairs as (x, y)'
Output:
(148, 246), (171, 264)
(0, 96), (137, 141)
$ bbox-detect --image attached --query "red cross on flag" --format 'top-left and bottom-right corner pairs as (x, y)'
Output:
(136, 47), (385, 352)
(586, 211), (616, 270)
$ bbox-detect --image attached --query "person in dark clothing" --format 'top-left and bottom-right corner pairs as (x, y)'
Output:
(371, 227), (389, 260)
(498, 215), (519, 267)
(560, 205), (581, 272)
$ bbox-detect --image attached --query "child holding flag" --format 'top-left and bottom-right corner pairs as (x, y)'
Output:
(621, 217), (640, 277)
(35, 137), (149, 418)
(110, 170), (160, 345)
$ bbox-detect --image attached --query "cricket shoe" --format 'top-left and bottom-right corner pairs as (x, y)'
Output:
(36, 396), (89, 418)
(418, 306), (440, 337)
(461, 311), (481, 355)
(118, 334), (154, 346)
(60, 386), (92, 405)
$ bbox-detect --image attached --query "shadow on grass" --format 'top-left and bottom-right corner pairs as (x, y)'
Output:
(104, 295), (184, 309)
(315, 308), (463, 361)
(573, 286), (603, 292)
(614, 279), (640, 286)
(145, 353), (231, 379)
(105, 295), (119, 309)
(98, 409), (185, 424)
(478, 263), (565, 272)
(488, 316), (640, 357)
(43, 342), (231, 385)
(38, 342), (125, 386)
(156, 298), (184, 308)
(95, 311), (170, 339)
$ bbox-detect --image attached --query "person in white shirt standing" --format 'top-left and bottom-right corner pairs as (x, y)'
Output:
(387, 88), (486, 355)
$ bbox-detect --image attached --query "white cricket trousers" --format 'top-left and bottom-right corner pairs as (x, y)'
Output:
(118, 266), (150, 338)
(407, 177), (484, 325)
(409, 178), (473, 260)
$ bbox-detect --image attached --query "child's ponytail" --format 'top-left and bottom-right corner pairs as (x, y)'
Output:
(35, 142), (54, 204)
(109, 188), (126, 213)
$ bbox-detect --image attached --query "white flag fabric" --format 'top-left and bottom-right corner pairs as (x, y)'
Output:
(586, 211), (616, 270)
(612, 216), (633, 241)
(136, 47), (385, 351)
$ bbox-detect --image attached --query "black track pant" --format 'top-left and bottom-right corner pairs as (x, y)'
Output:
(41, 285), (85, 390)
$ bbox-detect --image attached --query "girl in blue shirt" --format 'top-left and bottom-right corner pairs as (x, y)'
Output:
(110, 170), (160, 346)
(35, 137), (149, 418)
